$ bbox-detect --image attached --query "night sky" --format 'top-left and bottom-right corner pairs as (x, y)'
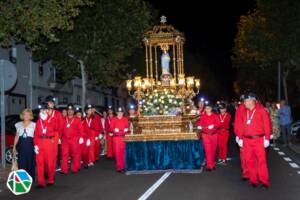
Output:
(147, 0), (255, 98)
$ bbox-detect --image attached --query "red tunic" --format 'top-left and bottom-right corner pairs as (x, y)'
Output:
(92, 113), (104, 134)
(110, 117), (129, 136)
(47, 110), (63, 137)
(82, 117), (94, 140)
(34, 118), (57, 140)
(241, 103), (272, 140)
(218, 112), (231, 132)
(234, 104), (246, 138)
(105, 116), (113, 133)
(197, 112), (221, 134)
(61, 116), (83, 140)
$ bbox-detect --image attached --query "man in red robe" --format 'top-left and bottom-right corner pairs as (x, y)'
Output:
(105, 106), (115, 159)
(34, 103), (58, 187)
(91, 106), (104, 162)
(234, 95), (249, 181)
(110, 107), (129, 173)
(239, 93), (271, 188)
(217, 103), (231, 165)
(60, 104), (83, 174)
(45, 96), (63, 168)
(197, 102), (221, 171)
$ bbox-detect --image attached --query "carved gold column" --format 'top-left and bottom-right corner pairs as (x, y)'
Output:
(145, 44), (149, 78)
(149, 45), (153, 79)
(177, 43), (181, 75)
(181, 42), (184, 74)
(155, 45), (158, 82)
(173, 44), (176, 79)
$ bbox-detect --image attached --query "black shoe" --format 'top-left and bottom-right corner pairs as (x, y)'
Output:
(261, 184), (269, 189)
(84, 166), (89, 169)
(242, 177), (248, 181)
(47, 183), (55, 187)
(36, 185), (45, 189)
(251, 183), (258, 188)
(206, 168), (212, 172)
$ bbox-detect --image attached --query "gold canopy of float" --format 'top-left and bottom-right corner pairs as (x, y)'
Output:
(126, 16), (200, 101)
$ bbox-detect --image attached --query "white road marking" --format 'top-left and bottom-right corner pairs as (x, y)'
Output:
(283, 157), (292, 162)
(138, 172), (172, 200)
(289, 163), (300, 169)
(273, 147), (300, 172)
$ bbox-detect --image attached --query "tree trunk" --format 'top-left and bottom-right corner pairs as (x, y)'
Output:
(282, 68), (289, 104)
(79, 60), (86, 110)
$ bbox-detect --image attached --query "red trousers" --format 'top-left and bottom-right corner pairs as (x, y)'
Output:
(89, 137), (95, 163)
(106, 134), (114, 158)
(240, 147), (249, 179)
(36, 138), (56, 186)
(202, 133), (218, 169)
(112, 136), (125, 171)
(60, 139), (81, 173)
(94, 137), (100, 161)
(217, 131), (229, 160)
(244, 137), (270, 186)
(54, 132), (60, 164)
(80, 141), (89, 167)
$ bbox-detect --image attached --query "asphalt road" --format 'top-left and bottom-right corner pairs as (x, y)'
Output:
(1, 138), (300, 200)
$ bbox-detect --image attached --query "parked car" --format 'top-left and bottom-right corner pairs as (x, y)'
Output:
(291, 121), (300, 141)
(0, 115), (20, 164)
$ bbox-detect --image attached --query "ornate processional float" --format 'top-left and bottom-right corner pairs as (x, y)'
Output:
(125, 16), (201, 142)
(124, 17), (204, 173)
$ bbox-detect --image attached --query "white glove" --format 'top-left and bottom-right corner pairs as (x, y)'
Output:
(86, 139), (91, 147)
(208, 125), (214, 130)
(114, 128), (119, 132)
(99, 134), (104, 140)
(95, 136), (99, 141)
(34, 145), (39, 155)
(270, 134), (274, 140)
(124, 128), (129, 132)
(58, 139), (61, 144)
(264, 138), (270, 148)
(197, 126), (202, 130)
(235, 136), (240, 144)
(109, 133), (113, 137)
(238, 139), (243, 148)
(79, 137), (84, 144)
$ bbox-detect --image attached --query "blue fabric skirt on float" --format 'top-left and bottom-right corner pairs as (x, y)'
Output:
(125, 140), (204, 174)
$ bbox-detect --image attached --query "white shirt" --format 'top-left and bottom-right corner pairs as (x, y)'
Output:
(15, 122), (36, 138)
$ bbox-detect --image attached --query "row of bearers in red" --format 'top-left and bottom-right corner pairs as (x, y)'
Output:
(197, 92), (271, 189)
(13, 95), (129, 188)
(197, 102), (231, 170)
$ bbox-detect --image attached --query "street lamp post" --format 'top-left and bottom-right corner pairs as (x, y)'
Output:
(68, 54), (86, 111)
